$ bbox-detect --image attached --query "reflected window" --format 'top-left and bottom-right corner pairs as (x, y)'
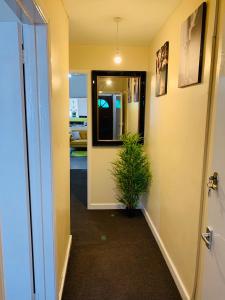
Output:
(116, 99), (121, 109)
(98, 99), (109, 109)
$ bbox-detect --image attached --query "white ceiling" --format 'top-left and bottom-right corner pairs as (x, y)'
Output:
(63, 0), (181, 46)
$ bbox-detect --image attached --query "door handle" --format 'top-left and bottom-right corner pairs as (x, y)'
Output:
(201, 227), (213, 250)
(207, 172), (218, 191)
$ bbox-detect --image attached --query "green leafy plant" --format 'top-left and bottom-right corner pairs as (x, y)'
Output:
(111, 133), (152, 210)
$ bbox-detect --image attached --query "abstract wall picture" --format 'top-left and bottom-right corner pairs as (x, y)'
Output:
(156, 41), (169, 97)
(128, 78), (140, 102)
(178, 2), (207, 88)
(128, 78), (132, 103)
(133, 78), (140, 102)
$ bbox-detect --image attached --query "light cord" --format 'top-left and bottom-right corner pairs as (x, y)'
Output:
(116, 19), (119, 53)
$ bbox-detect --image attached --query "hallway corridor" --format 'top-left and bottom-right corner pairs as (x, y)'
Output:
(62, 170), (181, 300)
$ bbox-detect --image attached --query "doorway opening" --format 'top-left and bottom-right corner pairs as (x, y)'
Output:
(69, 73), (88, 207)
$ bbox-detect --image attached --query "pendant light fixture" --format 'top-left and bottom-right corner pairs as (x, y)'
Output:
(114, 17), (122, 64)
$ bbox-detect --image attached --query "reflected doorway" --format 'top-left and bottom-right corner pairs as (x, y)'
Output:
(69, 73), (88, 208)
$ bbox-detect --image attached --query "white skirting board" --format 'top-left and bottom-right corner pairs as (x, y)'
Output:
(58, 235), (72, 300)
(88, 203), (142, 210)
(141, 206), (190, 300)
(88, 203), (125, 209)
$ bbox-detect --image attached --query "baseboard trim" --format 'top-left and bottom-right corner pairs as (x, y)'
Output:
(88, 203), (124, 209)
(58, 235), (72, 300)
(141, 205), (190, 300)
(88, 203), (142, 210)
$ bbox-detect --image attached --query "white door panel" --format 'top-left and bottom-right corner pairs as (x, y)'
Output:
(0, 22), (34, 299)
(202, 15), (225, 300)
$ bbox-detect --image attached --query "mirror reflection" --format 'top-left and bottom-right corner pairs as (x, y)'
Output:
(97, 76), (141, 141)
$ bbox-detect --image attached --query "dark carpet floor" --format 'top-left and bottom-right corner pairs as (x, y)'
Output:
(62, 170), (181, 300)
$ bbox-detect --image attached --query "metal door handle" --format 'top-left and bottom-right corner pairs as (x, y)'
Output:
(207, 172), (218, 191)
(201, 227), (213, 250)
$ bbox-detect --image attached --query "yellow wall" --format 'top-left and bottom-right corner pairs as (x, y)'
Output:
(70, 45), (149, 207)
(143, 0), (217, 298)
(35, 0), (70, 294)
(70, 45), (149, 71)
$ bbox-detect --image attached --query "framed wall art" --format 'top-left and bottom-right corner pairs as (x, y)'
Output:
(178, 2), (207, 88)
(156, 41), (169, 97)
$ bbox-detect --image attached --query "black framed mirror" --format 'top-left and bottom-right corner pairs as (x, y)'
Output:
(92, 70), (146, 146)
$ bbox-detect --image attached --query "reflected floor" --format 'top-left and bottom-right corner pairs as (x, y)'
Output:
(70, 157), (87, 170)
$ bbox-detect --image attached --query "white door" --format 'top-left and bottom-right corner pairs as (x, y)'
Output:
(201, 17), (225, 300)
(0, 22), (34, 299)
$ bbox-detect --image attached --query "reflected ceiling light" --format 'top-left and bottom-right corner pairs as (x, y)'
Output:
(113, 17), (122, 65)
(106, 79), (112, 86)
(68, 73), (72, 78)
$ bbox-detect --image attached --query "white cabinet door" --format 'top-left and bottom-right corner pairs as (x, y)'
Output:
(201, 15), (225, 300)
(0, 22), (34, 299)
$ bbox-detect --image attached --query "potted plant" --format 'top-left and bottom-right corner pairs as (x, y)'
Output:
(111, 133), (151, 216)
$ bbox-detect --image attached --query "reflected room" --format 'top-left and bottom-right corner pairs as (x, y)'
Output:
(92, 71), (146, 146)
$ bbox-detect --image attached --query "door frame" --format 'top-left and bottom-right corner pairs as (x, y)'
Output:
(23, 24), (57, 300)
(1, 1), (57, 299)
(0, 226), (4, 300)
(194, 0), (221, 298)
(69, 70), (90, 208)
